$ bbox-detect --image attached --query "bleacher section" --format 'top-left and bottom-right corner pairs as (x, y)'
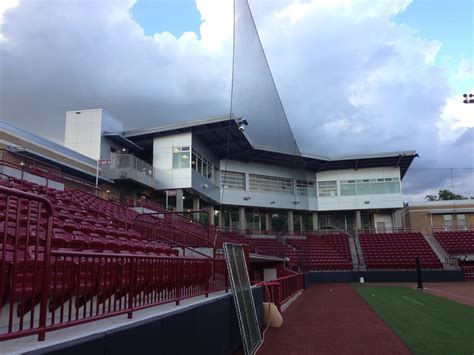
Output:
(0, 179), (176, 256)
(0, 176), (229, 342)
(433, 231), (474, 255)
(287, 234), (353, 271)
(360, 232), (442, 270)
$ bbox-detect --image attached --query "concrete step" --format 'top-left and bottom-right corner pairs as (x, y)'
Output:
(348, 237), (360, 271)
(425, 235), (459, 270)
(353, 236), (366, 271)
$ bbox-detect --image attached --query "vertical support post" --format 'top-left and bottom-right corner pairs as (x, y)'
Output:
(176, 189), (184, 212)
(95, 159), (99, 197)
(265, 213), (271, 233)
(218, 209), (224, 227)
(355, 210), (362, 230)
(288, 210), (294, 235)
(128, 257), (135, 319)
(312, 212), (318, 231)
(239, 207), (246, 232)
(209, 205), (215, 226)
(193, 197), (200, 221)
(38, 216), (53, 341)
(416, 257), (423, 290)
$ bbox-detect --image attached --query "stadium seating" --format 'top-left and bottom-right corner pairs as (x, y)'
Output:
(359, 232), (442, 270)
(0, 177), (177, 258)
(287, 234), (353, 271)
(433, 231), (474, 255)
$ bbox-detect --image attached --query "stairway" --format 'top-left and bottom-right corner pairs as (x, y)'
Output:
(425, 235), (459, 270)
(353, 235), (367, 271)
(347, 238), (360, 271)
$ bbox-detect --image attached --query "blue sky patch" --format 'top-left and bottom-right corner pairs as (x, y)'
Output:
(131, 0), (202, 37)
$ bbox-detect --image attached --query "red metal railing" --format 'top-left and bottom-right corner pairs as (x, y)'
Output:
(0, 149), (63, 183)
(0, 186), (54, 341)
(259, 273), (303, 311)
(0, 187), (228, 342)
(134, 211), (213, 248)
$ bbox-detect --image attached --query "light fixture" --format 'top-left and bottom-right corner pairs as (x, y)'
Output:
(237, 118), (248, 132)
(463, 93), (474, 104)
(106, 190), (111, 194)
(202, 184), (209, 189)
(121, 148), (126, 152)
(20, 161), (25, 166)
(270, 201), (275, 205)
(182, 196), (186, 199)
(293, 201), (300, 205)
(243, 197), (251, 201)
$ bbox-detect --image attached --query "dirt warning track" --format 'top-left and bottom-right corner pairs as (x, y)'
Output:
(258, 284), (411, 355)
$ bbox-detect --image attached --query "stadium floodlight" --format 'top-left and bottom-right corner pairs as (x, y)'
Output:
(463, 93), (474, 104)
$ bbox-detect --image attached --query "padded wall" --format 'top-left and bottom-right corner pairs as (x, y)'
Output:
(25, 287), (263, 355)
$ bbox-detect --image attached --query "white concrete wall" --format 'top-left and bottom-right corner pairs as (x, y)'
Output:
(374, 214), (393, 230)
(316, 167), (403, 211)
(65, 109), (123, 161)
(65, 109), (102, 160)
(153, 133), (192, 190)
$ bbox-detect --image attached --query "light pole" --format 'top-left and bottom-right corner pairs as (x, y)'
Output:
(463, 93), (474, 104)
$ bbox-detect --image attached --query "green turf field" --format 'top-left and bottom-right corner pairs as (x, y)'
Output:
(353, 285), (474, 355)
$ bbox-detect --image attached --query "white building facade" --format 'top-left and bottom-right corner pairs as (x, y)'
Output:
(65, 111), (417, 234)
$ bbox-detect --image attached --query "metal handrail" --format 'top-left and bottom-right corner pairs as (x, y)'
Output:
(0, 149), (63, 183)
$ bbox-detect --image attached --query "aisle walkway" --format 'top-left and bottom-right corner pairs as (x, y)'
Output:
(258, 284), (411, 355)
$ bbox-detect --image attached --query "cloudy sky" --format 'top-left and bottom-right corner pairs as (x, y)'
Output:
(0, 0), (473, 200)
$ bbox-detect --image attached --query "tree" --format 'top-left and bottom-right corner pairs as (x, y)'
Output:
(425, 189), (467, 201)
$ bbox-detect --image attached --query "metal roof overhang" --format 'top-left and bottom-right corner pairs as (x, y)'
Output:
(124, 117), (417, 178)
(103, 133), (144, 152)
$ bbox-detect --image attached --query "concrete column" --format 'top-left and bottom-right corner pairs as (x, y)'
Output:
(193, 197), (200, 220)
(239, 207), (246, 231)
(265, 213), (271, 232)
(218, 209), (224, 227)
(176, 189), (184, 212)
(312, 212), (319, 231)
(209, 205), (215, 226)
(391, 210), (401, 230)
(299, 215), (303, 232)
(355, 210), (362, 230)
(288, 210), (294, 235)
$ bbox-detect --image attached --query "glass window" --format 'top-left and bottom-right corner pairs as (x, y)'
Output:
(371, 178), (386, 194)
(385, 177), (401, 194)
(318, 181), (337, 197)
(340, 180), (356, 196)
(356, 179), (370, 195)
(443, 215), (453, 230)
(172, 147), (190, 169)
(249, 174), (294, 195)
(221, 171), (246, 190)
(297, 180), (316, 196)
(457, 214), (467, 228)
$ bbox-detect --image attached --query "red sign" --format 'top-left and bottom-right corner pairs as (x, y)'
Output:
(99, 159), (112, 166)
(166, 190), (177, 197)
